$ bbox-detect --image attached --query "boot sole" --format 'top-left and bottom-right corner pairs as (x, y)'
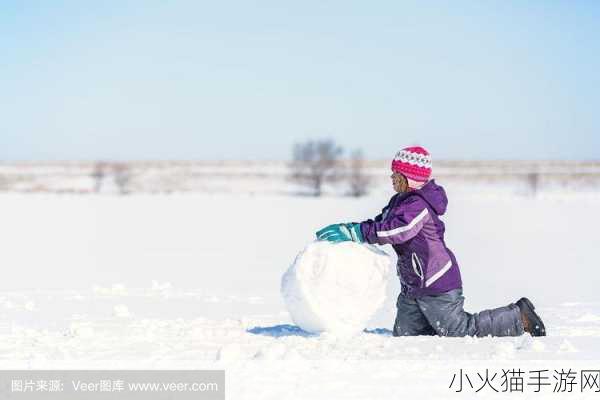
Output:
(519, 297), (546, 336)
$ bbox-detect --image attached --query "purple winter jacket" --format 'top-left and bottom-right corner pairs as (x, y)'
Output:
(360, 180), (462, 297)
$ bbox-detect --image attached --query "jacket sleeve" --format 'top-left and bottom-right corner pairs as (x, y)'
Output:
(373, 206), (387, 222)
(358, 205), (386, 231)
(360, 197), (431, 245)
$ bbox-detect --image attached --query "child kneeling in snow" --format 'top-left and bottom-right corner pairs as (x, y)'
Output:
(316, 146), (546, 337)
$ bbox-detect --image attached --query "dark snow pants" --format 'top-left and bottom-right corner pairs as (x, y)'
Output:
(393, 288), (525, 337)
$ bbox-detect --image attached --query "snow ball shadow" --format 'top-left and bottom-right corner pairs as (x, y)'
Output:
(247, 324), (317, 337)
(247, 325), (394, 337)
(364, 328), (393, 336)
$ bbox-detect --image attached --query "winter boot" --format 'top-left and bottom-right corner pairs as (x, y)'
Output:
(516, 297), (546, 336)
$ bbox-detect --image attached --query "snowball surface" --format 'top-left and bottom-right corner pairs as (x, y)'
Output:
(281, 241), (392, 336)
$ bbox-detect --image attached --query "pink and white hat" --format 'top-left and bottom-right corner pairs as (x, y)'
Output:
(391, 146), (432, 188)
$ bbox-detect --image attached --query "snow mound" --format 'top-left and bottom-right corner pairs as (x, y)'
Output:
(281, 241), (392, 336)
(113, 304), (132, 318)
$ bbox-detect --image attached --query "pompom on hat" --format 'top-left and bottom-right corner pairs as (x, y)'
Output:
(391, 146), (432, 188)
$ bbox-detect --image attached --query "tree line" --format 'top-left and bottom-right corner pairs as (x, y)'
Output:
(89, 139), (371, 196)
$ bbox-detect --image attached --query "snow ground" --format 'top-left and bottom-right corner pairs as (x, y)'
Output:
(1, 187), (599, 399)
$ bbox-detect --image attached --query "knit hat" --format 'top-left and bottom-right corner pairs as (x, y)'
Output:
(391, 146), (432, 188)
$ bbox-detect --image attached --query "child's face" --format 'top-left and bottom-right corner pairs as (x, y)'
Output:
(390, 172), (408, 193)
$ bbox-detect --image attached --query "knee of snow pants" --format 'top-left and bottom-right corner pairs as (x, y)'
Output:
(393, 293), (436, 336)
(415, 289), (525, 337)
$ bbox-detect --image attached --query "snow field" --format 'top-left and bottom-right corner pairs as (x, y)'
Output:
(0, 188), (599, 398)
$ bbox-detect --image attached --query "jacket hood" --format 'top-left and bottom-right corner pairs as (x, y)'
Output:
(415, 180), (448, 215)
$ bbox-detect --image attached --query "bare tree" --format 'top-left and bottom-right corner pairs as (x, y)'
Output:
(347, 149), (370, 197)
(289, 139), (343, 196)
(526, 171), (540, 197)
(113, 163), (132, 195)
(91, 162), (106, 193)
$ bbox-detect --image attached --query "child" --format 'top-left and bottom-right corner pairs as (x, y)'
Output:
(316, 146), (546, 337)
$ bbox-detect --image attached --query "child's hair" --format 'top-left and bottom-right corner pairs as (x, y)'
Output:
(392, 172), (409, 193)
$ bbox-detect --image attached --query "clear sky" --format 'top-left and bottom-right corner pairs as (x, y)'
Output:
(1, 1), (599, 161)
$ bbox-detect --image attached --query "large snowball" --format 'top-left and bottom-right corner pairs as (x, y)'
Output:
(281, 241), (392, 336)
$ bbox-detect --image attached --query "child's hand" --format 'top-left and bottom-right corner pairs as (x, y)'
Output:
(316, 223), (364, 243)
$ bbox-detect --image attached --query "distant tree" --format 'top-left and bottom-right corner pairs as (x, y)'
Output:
(289, 139), (343, 196)
(527, 171), (540, 197)
(113, 163), (132, 195)
(347, 149), (370, 197)
(91, 162), (106, 193)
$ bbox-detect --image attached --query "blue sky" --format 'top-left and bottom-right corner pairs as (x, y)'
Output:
(1, 1), (598, 160)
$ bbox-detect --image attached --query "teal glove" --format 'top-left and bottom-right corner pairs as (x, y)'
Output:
(316, 223), (364, 243)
